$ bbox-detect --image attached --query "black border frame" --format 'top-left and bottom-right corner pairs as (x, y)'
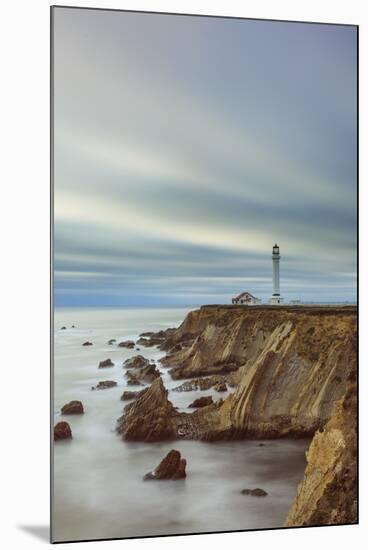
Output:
(50, 5), (359, 544)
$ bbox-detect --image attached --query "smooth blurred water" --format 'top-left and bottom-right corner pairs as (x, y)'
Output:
(53, 307), (308, 542)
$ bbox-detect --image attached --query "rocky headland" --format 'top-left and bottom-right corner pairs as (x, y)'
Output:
(116, 305), (357, 525)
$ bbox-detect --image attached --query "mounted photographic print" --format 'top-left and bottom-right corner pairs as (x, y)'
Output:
(51, 6), (358, 543)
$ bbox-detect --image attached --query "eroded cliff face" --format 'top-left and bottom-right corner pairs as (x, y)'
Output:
(285, 370), (357, 526)
(162, 306), (357, 439)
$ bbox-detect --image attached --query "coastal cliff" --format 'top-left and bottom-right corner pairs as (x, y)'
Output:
(117, 305), (357, 524)
(161, 305), (357, 439)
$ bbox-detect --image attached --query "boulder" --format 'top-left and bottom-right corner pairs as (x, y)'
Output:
(118, 340), (135, 349)
(98, 358), (114, 368)
(61, 400), (84, 415)
(82, 341), (93, 346)
(95, 380), (117, 390)
(71, 325), (76, 328)
(117, 377), (177, 442)
(123, 355), (150, 369)
(60, 326), (67, 330)
(54, 421), (72, 440)
(241, 488), (268, 497)
(144, 449), (186, 480)
(188, 396), (213, 408)
(214, 382), (227, 392)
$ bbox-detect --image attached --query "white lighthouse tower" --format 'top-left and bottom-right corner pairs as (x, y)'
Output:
(269, 244), (284, 305)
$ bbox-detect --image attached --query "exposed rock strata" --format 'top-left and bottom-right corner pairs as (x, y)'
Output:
(172, 375), (229, 392)
(143, 449), (186, 480)
(137, 328), (176, 348)
(159, 305), (356, 440)
(125, 363), (160, 384)
(285, 371), (357, 527)
(117, 378), (177, 442)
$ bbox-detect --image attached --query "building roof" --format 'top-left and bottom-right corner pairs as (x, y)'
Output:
(234, 291), (258, 301)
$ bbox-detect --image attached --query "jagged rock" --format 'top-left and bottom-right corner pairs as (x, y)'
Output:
(117, 377), (177, 442)
(285, 370), (357, 527)
(189, 396), (213, 408)
(172, 376), (225, 392)
(125, 371), (143, 386)
(61, 400), (84, 414)
(121, 389), (145, 401)
(82, 341), (93, 346)
(136, 328), (176, 348)
(143, 450), (186, 480)
(95, 380), (117, 389)
(214, 382), (227, 392)
(123, 355), (150, 369)
(125, 363), (160, 384)
(54, 421), (72, 440)
(98, 358), (114, 368)
(108, 339), (116, 345)
(118, 340), (135, 349)
(241, 488), (268, 497)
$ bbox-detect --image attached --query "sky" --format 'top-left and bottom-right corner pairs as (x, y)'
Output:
(53, 8), (357, 306)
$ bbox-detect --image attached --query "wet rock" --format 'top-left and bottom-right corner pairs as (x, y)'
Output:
(82, 341), (93, 346)
(71, 325), (76, 328)
(117, 377), (177, 441)
(95, 380), (117, 390)
(188, 396), (213, 408)
(137, 328), (176, 348)
(60, 326), (67, 330)
(241, 488), (268, 497)
(125, 363), (160, 384)
(123, 355), (150, 369)
(172, 376), (225, 392)
(118, 340), (135, 349)
(98, 358), (114, 368)
(108, 339), (116, 345)
(61, 400), (84, 415)
(121, 389), (145, 401)
(54, 421), (72, 440)
(144, 449), (186, 480)
(214, 382), (227, 392)
(125, 371), (143, 386)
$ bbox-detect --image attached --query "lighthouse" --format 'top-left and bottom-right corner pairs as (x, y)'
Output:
(269, 244), (284, 305)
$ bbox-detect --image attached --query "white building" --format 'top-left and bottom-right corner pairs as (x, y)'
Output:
(269, 244), (284, 305)
(232, 291), (261, 305)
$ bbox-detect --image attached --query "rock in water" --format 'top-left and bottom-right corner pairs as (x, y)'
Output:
(117, 377), (176, 442)
(144, 449), (187, 480)
(214, 382), (227, 392)
(95, 380), (117, 389)
(60, 326), (67, 330)
(54, 421), (72, 440)
(61, 400), (84, 415)
(118, 340), (135, 349)
(107, 339), (116, 345)
(121, 389), (145, 401)
(98, 358), (114, 368)
(82, 341), (93, 346)
(241, 488), (268, 497)
(123, 355), (150, 369)
(188, 396), (213, 408)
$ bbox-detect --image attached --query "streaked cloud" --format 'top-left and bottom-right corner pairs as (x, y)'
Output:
(53, 8), (357, 305)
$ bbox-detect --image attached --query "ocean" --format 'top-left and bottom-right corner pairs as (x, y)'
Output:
(52, 306), (308, 542)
